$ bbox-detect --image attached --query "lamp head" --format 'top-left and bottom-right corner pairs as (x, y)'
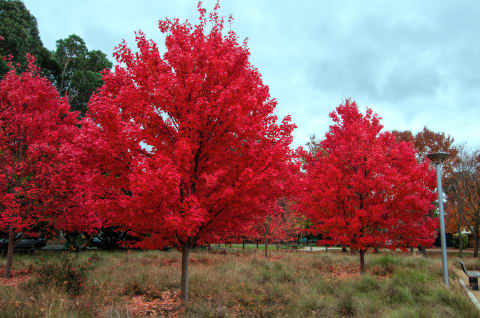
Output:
(426, 152), (449, 164)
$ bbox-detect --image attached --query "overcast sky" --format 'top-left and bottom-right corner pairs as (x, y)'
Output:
(23, 0), (480, 149)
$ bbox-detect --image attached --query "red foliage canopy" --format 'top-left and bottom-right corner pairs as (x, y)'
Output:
(83, 5), (298, 251)
(303, 100), (438, 253)
(0, 56), (98, 235)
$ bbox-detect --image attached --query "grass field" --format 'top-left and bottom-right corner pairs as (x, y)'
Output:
(0, 248), (479, 317)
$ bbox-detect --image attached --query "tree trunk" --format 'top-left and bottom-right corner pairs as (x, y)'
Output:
(180, 244), (190, 304)
(4, 229), (16, 279)
(207, 244), (211, 253)
(359, 250), (366, 274)
(458, 235), (463, 258)
(416, 245), (426, 257)
(455, 185), (464, 258)
(342, 246), (347, 253)
(409, 247), (414, 255)
(256, 241), (259, 249)
(242, 241), (245, 249)
(457, 216), (463, 257)
(265, 238), (269, 258)
(474, 233), (479, 258)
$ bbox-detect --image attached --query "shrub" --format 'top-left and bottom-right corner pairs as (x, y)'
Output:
(453, 233), (468, 249)
(384, 283), (415, 305)
(371, 254), (400, 266)
(123, 273), (148, 296)
(336, 292), (357, 316)
(33, 253), (89, 295)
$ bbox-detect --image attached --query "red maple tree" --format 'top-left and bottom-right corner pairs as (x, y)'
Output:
(303, 100), (438, 273)
(83, 4), (297, 302)
(249, 200), (303, 257)
(0, 56), (97, 278)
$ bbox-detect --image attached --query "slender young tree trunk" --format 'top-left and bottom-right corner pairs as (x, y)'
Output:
(207, 244), (211, 253)
(256, 241), (259, 249)
(359, 250), (366, 274)
(242, 241), (245, 249)
(180, 243), (190, 304)
(418, 245), (427, 257)
(458, 234), (463, 258)
(59, 58), (70, 94)
(457, 218), (463, 258)
(265, 238), (269, 258)
(474, 233), (479, 258)
(4, 229), (16, 279)
(342, 246), (347, 253)
(456, 189), (464, 258)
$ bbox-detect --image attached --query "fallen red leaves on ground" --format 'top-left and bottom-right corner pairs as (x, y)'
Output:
(128, 291), (182, 318)
(0, 268), (31, 287)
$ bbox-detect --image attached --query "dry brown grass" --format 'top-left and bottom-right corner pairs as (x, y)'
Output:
(0, 249), (478, 317)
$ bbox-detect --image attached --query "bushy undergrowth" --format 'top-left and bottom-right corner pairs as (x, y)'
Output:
(0, 250), (478, 317)
(31, 253), (94, 295)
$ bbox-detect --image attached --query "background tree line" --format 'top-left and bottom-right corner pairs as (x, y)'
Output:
(392, 127), (480, 257)
(0, 0), (112, 115)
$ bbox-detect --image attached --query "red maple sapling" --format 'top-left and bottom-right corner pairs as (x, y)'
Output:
(249, 200), (303, 257)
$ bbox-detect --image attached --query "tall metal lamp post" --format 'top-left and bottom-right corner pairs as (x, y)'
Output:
(427, 152), (449, 288)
